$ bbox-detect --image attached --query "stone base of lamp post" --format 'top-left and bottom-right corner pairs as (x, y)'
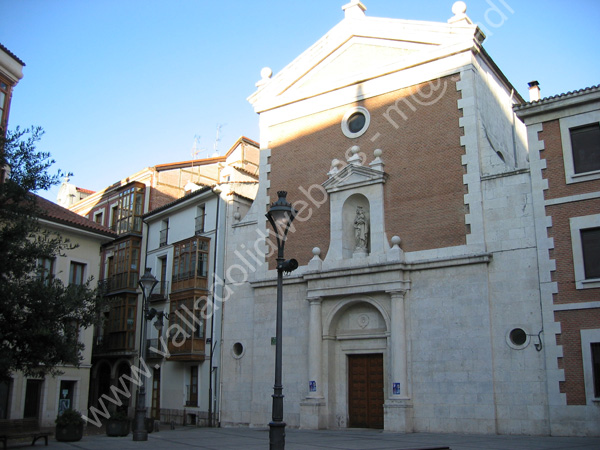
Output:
(132, 388), (148, 441)
(269, 420), (286, 450)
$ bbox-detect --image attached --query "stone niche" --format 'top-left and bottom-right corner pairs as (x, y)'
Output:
(343, 194), (371, 258)
(322, 146), (389, 265)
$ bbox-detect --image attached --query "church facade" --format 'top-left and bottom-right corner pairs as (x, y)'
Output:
(219, 1), (558, 435)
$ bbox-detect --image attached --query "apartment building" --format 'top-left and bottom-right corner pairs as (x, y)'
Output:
(515, 84), (600, 435)
(68, 137), (259, 418)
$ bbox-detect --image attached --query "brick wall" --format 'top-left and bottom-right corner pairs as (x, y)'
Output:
(556, 309), (600, 404)
(538, 120), (600, 200)
(267, 75), (466, 265)
(547, 200), (600, 303)
(540, 117), (600, 405)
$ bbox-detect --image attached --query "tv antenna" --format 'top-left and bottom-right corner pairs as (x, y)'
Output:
(213, 123), (226, 157)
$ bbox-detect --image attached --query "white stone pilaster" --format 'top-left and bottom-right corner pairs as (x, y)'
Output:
(388, 290), (408, 398)
(384, 290), (413, 432)
(300, 296), (327, 429)
(307, 297), (324, 398)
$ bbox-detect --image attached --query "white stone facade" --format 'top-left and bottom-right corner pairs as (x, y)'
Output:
(218, 1), (570, 436)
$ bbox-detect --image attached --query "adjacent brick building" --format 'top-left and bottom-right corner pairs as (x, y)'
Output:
(515, 84), (600, 435)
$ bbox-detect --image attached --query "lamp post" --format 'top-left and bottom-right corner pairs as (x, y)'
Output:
(266, 191), (298, 450)
(132, 268), (158, 441)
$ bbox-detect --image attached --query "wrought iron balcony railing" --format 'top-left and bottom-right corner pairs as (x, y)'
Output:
(98, 273), (139, 294)
(149, 281), (169, 302)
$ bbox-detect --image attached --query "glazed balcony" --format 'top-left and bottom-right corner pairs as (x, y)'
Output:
(92, 334), (137, 356)
(167, 336), (206, 362)
(171, 273), (208, 293)
(99, 273), (139, 294)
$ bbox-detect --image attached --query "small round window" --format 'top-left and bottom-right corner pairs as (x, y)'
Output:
(232, 342), (245, 359)
(507, 327), (529, 349)
(341, 106), (370, 138)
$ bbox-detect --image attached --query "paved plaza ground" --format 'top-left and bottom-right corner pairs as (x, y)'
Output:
(12, 426), (600, 450)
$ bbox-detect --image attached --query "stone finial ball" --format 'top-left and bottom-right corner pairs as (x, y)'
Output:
(452, 1), (467, 15)
(260, 67), (273, 79)
(312, 247), (321, 257)
(331, 158), (340, 167)
(391, 236), (401, 246)
(374, 148), (382, 158)
(351, 145), (360, 154)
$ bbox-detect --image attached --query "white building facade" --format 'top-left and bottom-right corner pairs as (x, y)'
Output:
(219, 1), (557, 435)
(142, 182), (257, 426)
(2, 197), (115, 427)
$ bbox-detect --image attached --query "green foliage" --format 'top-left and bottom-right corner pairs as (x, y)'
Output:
(55, 409), (84, 426)
(0, 127), (101, 383)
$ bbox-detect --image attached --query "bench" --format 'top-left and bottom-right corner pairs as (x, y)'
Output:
(0, 418), (53, 449)
(401, 447), (451, 450)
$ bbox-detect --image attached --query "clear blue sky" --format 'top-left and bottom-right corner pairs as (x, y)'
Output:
(1, 0), (599, 202)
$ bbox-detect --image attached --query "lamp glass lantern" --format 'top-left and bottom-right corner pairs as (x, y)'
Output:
(266, 191), (297, 255)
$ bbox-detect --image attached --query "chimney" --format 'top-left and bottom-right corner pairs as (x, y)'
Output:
(528, 81), (540, 102)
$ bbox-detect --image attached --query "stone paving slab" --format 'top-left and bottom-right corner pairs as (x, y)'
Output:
(14, 426), (600, 450)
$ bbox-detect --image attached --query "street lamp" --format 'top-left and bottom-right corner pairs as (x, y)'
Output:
(265, 191), (298, 450)
(132, 267), (158, 441)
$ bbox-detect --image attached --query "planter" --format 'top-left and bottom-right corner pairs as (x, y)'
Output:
(106, 419), (130, 437)
(145, 417), (155, 433)
(55, 423), (84, 442)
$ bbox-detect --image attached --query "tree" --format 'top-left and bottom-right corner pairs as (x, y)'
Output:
(0, 126), (101, 383)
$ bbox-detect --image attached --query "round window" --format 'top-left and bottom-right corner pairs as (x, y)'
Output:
(507, 327), (529, 349)
(347, 112), (366, 133)
(232, 342), (244, 359)
(510, 328), (527, 346)
(341, 106), (370, 138)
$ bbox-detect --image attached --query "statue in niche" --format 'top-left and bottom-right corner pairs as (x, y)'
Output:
(353, 206), (369, 250)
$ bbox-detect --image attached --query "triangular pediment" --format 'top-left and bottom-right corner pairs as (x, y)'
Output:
(322, 163), (387, 193)
(249, 14), (481, 113)
(284, 37), (432, 98)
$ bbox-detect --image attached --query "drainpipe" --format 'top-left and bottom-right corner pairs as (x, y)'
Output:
(208, 186), (221, 427)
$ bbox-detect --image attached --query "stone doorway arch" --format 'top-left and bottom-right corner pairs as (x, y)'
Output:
(324, 297), (389, 429)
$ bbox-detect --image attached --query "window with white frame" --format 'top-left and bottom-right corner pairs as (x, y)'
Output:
(69, 262), (86, 285)
(560, 110), (600, 184)
(581, 329), (600, 403)
(570, 214), (600, 289)
(195, 205), (205, 235)
(93, 210), (104, 226)
(159, 219), (169, 247)
(37, 257), (55, 285)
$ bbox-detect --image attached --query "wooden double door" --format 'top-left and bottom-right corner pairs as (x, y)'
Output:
(348, 353), (384, 429)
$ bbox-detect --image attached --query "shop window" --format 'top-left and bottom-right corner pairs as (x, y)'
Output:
(58, 380), (76, 415)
